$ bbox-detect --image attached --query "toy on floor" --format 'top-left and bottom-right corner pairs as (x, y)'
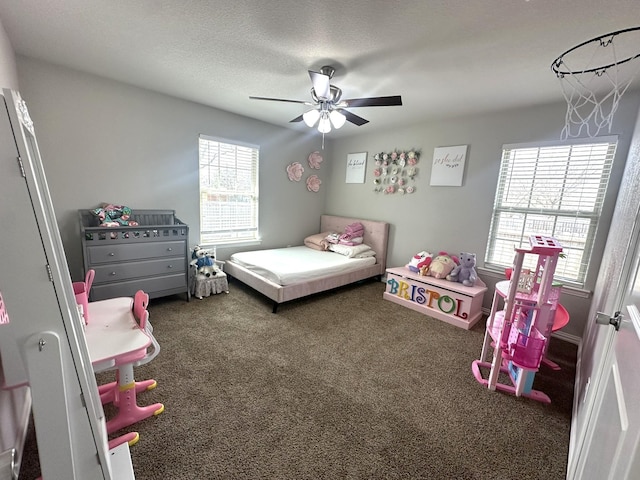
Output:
(505, 266), (570, 370)
(472, 235), (564, 404)
(446, 252), (477, 286)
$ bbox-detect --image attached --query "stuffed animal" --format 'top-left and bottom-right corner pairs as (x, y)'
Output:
(421, 251), (459, 279)
(191, 245), (220, 276)
(446, 252), (478, 286)
(198, 264), (218, 278)
(91, 204), (139, 227)
(407, 251), (432, 273)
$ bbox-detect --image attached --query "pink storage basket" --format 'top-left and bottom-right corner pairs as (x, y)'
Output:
(73, 269), (95, 324)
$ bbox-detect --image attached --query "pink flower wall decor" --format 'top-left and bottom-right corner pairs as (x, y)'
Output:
(306, 175), (321, 192)
(286, 162), (304, 182)
(372, 149), (421, 196)
(308, 151), (323, 169)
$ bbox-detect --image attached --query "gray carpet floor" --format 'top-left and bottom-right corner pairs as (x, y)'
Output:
(19, 279), (576, 479)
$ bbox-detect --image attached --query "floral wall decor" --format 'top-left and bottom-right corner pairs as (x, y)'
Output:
(286, 162), (304, 182)
(372, 149), (420, 194)
(306, 174), (321, 192)
(288, 152), (324, 192)
(308, 151), (323, 169)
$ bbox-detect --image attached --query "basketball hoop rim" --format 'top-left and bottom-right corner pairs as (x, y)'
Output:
(551, 26), (640, 77)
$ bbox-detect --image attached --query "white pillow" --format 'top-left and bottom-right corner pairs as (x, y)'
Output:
(329, 243), (374, 258)
(354, 249), (376, 259)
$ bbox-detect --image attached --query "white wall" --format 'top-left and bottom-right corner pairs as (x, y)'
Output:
(325, 93), (640, 338)
(16, 57), (330, 281)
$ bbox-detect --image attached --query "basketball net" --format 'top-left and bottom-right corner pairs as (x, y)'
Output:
(552, 28), (640, 140)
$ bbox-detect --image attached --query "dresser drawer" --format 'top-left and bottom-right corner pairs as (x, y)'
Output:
(93, 257), (186, 284)
(91, 274), (187, 301)
(87, 241), (185, 264)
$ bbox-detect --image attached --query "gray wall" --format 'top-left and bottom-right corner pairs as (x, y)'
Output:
(13, 54), (640, 340)
(16, 57), (329, 282)
(325, 95), (640, 339)
(0, 17), (17, 88)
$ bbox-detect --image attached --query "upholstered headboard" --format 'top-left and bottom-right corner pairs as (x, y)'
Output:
(320, 215), (390, 270)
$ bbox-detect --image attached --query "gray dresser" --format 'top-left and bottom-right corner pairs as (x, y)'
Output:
(79, 209), (190, 301)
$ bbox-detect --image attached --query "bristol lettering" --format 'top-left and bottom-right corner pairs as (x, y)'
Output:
(386, 278), (468, 319)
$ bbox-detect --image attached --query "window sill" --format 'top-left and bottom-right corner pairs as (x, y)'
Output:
(477, 266), (592, 299)
(200, 239), (262, 250)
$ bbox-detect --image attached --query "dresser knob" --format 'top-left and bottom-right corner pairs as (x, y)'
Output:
(109, 252), (115, 256)
(110, 272), (116, 276)
(167, 247), (173, 251)
(168, 264), (173, 268)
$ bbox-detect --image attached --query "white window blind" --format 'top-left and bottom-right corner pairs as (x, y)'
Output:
(485, 137), (617, 286)
(199, 135), (259, 245)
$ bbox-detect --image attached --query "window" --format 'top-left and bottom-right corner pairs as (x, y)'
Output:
(199, 135), (259, 245)
(485, 137), (617, 286)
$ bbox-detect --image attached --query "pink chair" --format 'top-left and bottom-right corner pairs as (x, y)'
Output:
(73, 269), (94, 324)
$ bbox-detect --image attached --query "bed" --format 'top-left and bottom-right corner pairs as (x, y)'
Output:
(225, 215), (390, 312)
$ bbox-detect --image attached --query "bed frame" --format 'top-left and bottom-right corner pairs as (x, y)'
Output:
(225, 215), (390, 312)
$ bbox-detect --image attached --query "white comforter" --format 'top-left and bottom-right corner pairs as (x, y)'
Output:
(229, 246), (376, 285)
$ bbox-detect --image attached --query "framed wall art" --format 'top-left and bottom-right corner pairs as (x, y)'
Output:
(346, 152), (367, 183)
(430, 145), (468, 186)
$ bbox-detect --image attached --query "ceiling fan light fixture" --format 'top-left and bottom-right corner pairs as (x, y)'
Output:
(329, 109), (346, 129)
(250, 66), (402, 135)
(318, 114), (332, 133)
(303, 108), (320, 127)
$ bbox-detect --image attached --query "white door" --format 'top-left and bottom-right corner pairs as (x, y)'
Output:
(567, 112), (640, 478)
(572, 232), (640, 479)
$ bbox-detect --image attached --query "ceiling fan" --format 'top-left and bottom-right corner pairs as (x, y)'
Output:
(249, 65), (403, 133)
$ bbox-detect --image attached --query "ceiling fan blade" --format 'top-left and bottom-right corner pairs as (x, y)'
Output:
(289, 114), (304, 123)
(249, 96), (310, 105)
(308, 70), (330, 100)
(343, 95), (403, 108)
(341, 109), (369, 126)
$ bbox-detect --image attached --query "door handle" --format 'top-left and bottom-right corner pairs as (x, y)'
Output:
(595, 311), (623, 331)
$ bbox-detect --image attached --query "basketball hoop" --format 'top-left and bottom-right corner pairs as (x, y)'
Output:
(551, 26), (640, 140)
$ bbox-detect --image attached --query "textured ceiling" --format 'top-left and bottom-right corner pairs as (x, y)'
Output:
(1, 0), (639, 138)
